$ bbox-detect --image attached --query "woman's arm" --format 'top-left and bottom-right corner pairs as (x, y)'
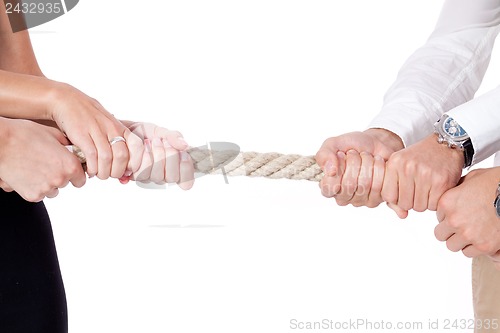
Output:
(0, 0), (43, 76)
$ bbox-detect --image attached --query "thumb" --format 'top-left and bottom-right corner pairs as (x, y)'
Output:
(374, 141), (396, 161)
(387, 202), (409, 219)
(166, 131), (189, 151)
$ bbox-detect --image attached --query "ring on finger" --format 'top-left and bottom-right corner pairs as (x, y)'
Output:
(109, 136), (126, 146)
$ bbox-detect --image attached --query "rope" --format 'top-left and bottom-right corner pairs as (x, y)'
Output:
(70, 145), (324, 182)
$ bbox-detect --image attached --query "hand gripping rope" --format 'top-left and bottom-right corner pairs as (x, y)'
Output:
(68, 143), (324, 182)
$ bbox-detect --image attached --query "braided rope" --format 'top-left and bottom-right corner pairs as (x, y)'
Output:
(70, 146), (324, 182)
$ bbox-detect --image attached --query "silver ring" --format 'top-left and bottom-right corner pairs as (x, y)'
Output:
(109, 136), (126, 146)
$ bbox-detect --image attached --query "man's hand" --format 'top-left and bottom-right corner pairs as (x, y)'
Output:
(435, 168), (500, 269)
(316, 129), (403, 203)
(381, 133), (464, 216)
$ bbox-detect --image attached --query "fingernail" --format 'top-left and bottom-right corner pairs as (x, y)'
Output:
(163, 140), (171, 148)
(152, 138), (163, 147)
(124, 170), (133, 177)
(375, 155), (384, 161)
(119, 176), (130, 184)
(144, 139), (152, 153)
(337, 151), (345, 159)
(181, 151), (190, 161)
(324, 160), (336, 176)
(347, 149), (358, 155)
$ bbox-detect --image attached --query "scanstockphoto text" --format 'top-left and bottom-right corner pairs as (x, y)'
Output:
(289, 318), (499, 331)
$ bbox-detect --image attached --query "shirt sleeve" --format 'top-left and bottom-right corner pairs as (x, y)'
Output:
(368, 0), (500, 154)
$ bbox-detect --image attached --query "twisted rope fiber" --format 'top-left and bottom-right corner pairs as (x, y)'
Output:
(71, 146), (324, 182)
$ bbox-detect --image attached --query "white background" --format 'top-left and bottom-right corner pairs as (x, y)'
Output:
(33, 0), (499, 332)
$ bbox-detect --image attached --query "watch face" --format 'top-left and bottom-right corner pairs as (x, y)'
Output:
(443, 117), (468, 139)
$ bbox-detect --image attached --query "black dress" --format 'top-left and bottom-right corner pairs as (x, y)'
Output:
(0, 190), (68, 333)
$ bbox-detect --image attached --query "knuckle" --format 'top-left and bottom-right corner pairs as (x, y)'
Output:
(445, 215), (461, 229)
(476, 241), (495, 255)
(25, 192), (41, 203)
(100, 151), (112, 164)
(437, 193), (452, 212)
(114, 148), (129, 161)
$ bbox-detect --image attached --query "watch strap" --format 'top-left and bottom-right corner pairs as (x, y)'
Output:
(462, 138), (474, 168)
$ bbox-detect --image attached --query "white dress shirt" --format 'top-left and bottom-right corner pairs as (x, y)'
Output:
(368, 0), (500, 166)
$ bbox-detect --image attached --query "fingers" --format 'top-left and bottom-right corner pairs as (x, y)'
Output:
(335, 150), (362, 205)
(387, 202), (409, 219)
(381, 159), (399, 206)
(164, 141), (180, 184)
(367, 155), (385, 207)
(178, 151), (195, 190)
(123, 129), (144, 176)
(109, 138), (129, 179)
(45, 188), (60, 199)
(350, 152), (374, 207)
(319, 151), (345, 198)
(133, 139), (153, 182)
(0, 179), (13, 192)
(164, 130), (189, 151)
(150, 138), (166, 184)
(434, 220), (454, 242)
(128, 137), (195, 189)
(316, 143), (339, 177)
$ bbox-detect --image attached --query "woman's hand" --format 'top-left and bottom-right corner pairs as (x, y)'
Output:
(47, 82), (144, 180)
(0, 118), (86, 202)
(120, 122), (195, 190)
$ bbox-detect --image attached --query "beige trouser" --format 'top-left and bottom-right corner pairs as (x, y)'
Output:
(473, 256), (500, 333)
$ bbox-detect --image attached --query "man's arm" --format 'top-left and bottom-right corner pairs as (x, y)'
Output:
(435, 167), (500, 269)
(318, 0), (500, 214)
(369, 0), (500, 148)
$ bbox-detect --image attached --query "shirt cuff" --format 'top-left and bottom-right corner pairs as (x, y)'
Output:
(446, 86), (500, 165)
(368, 105), (437, 148)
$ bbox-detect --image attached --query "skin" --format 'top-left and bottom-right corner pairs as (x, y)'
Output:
(0, 2), (194, 200)
(435, 168), (500, 270)
(317, 130), (464, 217)
(316, 128), (406, 215)
(317, 129), (500, 270)
(0, 118), (86, 201)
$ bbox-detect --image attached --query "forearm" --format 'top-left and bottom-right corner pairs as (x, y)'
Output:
(369, 0), (500, 147)
(0, 69), (56, 120)
(0, 0), (43, 76)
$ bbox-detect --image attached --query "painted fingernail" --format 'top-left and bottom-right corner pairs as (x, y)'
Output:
(181, 151), (190, 162)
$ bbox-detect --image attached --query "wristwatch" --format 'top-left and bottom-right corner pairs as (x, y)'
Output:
(434, 114), (474, 168)
(494, 182), (500, 218)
